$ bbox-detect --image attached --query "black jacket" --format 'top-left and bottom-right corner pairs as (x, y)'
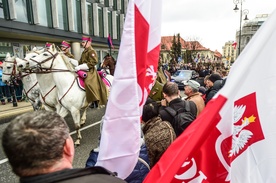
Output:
(159, 98), (197, 124)
(205, 80), (224, 104)
(20, 167), (126, 183)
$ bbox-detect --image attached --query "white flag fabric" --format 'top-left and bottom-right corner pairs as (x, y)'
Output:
(96, 0), (162, 179)
(144, 8), (276, 183)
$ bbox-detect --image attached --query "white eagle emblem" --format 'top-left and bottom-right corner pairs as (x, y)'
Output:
(92, 53), (95, 57)
(229, 105), (255, 157)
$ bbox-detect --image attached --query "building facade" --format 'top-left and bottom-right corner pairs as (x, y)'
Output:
(235, 14), (269, 58)
(222, 41), (236, 69)
(0, 0), (128, 67)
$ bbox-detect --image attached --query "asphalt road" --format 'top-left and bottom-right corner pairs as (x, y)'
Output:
(0, 107), (105, 183)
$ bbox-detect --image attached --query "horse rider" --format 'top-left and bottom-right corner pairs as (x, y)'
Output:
(45, 42), (52, 50)
(102, 53), (116, 76)
(60, 40), (74, 59)
(74, 35), (108, 108)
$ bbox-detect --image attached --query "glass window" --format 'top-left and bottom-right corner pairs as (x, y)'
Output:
(0, 0), (4, 18)
(108, 11), (112, 36)
(104, 0), (109, 6)
(87, 2), (93, 35)
(113, 0), (117, 10)
(73, 0), (82, 33)
(98, 7), (103, 37)
(36, 0), (52, 27)
(116, 14), (120, 40)
(57, 0), (68, 30)
(14, 0), (28, 23)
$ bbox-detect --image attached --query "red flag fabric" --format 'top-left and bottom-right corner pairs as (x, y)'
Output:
(96, 0), (162, 179)
(107, 34), (114, 49)
(232, 42), (237, 49)
(144, 8), (276, 183)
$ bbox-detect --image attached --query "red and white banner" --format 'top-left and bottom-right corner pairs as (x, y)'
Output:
(96, 0), (162, 179)
(144, 8), (276, 183)
(232, 42), (237, 50)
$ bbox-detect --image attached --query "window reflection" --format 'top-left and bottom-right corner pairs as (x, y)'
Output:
(0, 0), (4, 18)
(37, 0), (47, 26)
(87, 2), (93, 35)
(98, 8), (103, 37)
(72, 0), (82, 33)
(14, 0), (28, 23)
(57, 0), (68, 30)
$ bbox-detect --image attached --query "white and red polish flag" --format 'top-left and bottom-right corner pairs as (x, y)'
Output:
(144, 9), (276, 183)
(96, 0), (162, 179)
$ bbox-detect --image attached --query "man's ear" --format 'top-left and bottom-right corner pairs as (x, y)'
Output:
(63, 137), (74, 157)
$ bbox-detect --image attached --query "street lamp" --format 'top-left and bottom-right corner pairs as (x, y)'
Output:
(233, 0), (249, 56)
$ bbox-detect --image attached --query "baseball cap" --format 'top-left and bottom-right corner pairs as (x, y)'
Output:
(183, 80), (200, 90)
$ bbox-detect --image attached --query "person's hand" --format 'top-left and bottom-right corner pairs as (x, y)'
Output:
(161, 99), (167, 106)
(74, 66), (80, 72)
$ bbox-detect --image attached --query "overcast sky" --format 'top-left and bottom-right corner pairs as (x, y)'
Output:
(161, 0), (276, 53)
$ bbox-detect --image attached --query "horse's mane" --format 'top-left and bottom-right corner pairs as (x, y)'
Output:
(59, 52), (75, 71)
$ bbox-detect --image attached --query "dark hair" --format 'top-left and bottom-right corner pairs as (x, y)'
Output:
(142, 100), (159, 122)
(2, 111), (70, 177)
(162, 82), (178, 97)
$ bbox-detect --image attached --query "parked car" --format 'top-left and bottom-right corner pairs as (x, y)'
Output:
(171, 70), (199, 89)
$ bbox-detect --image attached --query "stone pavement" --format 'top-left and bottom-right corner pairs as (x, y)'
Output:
(0, 101), (33, 120)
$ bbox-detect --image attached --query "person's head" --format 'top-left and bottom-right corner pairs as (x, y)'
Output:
(2, 111), (74, 177)
(183, 80), (200, 96)
(162, 82), (180, 101)
(81, 35), (92, 48)
(206, 73), (222, 88)
(45, 42), (52, 50)
(60, 40), (71, 52)
(142, 98), (159, 123)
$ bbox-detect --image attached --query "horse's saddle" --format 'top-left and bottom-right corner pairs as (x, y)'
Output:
(76, 70), (111, 91)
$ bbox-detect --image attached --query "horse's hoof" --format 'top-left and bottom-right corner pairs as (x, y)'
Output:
(74, 140), (80, 146)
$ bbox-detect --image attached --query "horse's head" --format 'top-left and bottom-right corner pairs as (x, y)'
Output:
(2, 53), (17, 83)
(29, 44), (59, 70)
(17, 48), (45, 71)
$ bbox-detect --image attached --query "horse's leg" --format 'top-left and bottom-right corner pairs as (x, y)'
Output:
(80, 105), (89, 126)
(58, 106), (69, 118)
(70, 108), (82, 145)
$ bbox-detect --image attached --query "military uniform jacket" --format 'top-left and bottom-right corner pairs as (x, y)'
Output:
(79, 46), (107, 105)
(64, 52), (75, 59)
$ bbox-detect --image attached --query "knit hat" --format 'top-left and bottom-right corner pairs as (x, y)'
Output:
(208, 74), (222, 83)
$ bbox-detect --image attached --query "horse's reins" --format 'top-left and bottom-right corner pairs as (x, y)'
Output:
(29, 49), (79, 108)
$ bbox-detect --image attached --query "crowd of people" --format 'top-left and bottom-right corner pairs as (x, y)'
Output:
(1, 36), (229, 182)
(0, 62), (23, 105)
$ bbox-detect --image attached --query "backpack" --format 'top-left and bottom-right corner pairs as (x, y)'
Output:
(164, 101), (197, 137)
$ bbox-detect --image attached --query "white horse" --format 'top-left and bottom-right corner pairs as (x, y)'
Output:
(29, 44), (89, 145)
(2, 53), (42, 110)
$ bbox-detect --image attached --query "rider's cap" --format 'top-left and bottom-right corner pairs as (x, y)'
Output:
(45, 42), (52, 48)
(61, 41), (71, 48)
(82, 35), (92, 42)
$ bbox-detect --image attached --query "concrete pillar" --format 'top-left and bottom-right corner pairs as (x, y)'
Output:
(32, 0), (39, 24)
(71, 42), (81, 61)
(8, 0), (16, 20)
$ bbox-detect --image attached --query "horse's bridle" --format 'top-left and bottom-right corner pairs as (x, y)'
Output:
(30, 50), (59, 72)
(2, 58), (18, 84)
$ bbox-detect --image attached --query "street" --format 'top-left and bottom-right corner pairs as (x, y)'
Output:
(0, 107), (105, 183)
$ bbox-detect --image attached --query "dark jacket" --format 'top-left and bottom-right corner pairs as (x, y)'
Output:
(205, 80), (223, 104)
(86, 145), (150, 183)
(20, 166), (126, 183)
